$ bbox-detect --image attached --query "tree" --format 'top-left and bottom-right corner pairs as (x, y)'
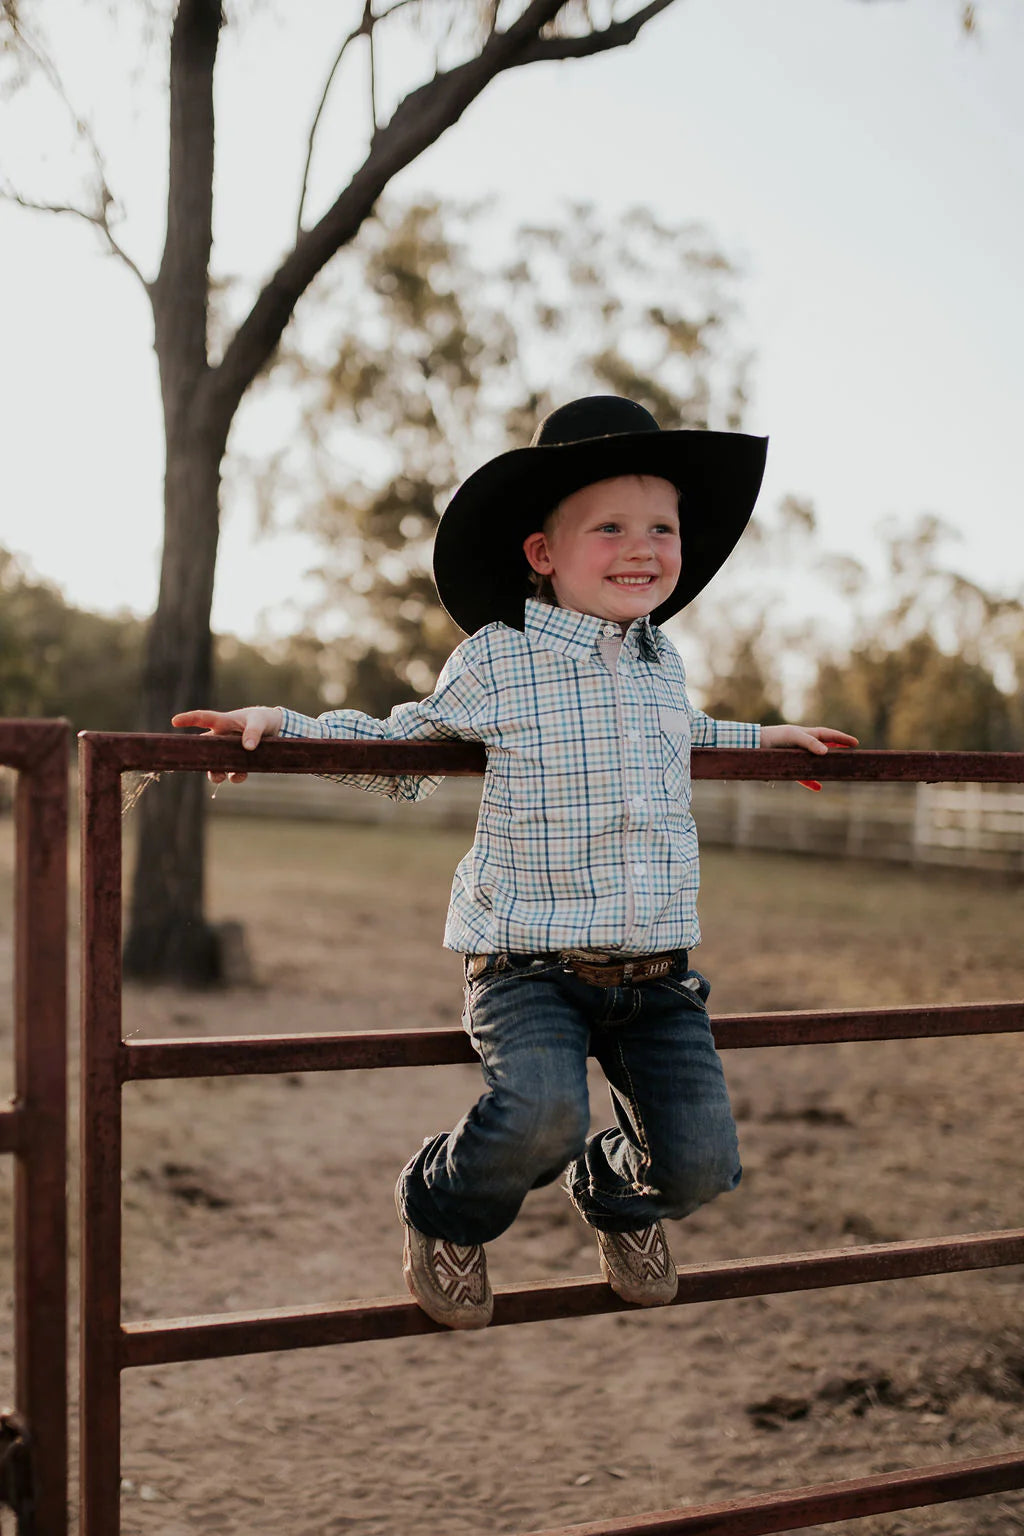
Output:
(1, 0), (680, 982)
(810, 636), (1018, 750)
(0, 547), (327, 732)
(807, 517), (1023, 748)
(243, 196), (750, 713)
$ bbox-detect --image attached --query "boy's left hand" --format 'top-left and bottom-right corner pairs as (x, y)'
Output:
(760, 725), (859, 791)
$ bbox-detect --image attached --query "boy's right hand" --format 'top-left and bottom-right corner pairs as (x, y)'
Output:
(170, 707), (284, 784)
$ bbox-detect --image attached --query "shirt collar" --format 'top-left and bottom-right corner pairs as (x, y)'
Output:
(523, 599), (664, 665)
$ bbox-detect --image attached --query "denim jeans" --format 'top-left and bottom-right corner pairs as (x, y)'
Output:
(396, 953), (741, 1245)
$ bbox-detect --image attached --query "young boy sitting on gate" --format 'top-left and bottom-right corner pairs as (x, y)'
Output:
(173, 396), (856, 1330)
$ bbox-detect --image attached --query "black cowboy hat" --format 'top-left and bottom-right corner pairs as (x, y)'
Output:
(433, 396), (768, 636)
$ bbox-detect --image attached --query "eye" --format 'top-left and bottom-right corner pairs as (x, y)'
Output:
(596, 522), (621, 534)
(653, 523), (679, 536)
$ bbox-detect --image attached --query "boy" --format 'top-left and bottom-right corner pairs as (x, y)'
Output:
(174, 396), (855, 1330)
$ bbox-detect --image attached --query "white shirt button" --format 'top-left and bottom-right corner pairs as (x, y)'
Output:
(627, 730), (640, 742)
(602, 623), (618, 637)
(630, 796), (645, 810)
(633, 864), (647, 879)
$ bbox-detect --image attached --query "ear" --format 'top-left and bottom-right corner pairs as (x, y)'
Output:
(523, 531), (554, 574)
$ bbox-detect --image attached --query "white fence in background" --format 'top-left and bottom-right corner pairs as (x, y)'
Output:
(208, 773), (1024, 875)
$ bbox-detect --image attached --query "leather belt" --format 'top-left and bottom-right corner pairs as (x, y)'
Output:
(466, 950), (686, 988)
(563, 950), (684, 987)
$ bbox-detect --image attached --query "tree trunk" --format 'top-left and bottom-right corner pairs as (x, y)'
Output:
(122, 427), (226, 984)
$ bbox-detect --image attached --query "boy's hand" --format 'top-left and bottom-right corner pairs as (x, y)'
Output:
(170, 707), (284, 784)
(760, 725), (859, 792)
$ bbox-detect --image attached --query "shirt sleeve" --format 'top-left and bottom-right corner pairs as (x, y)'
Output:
(277, 641), (488, 802)
(662, 643), (762, 749)
(686, 700), (761, 750)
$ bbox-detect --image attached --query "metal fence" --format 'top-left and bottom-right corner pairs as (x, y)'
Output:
(0, 722), (69, 1536)
(78, 735), (1024, 1536)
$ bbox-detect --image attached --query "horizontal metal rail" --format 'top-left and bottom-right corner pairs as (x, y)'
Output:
(79, 737), (1024, 1536)
(80, 732), (1024, 782)
(1, 720), (69, 1536)
(520, 1450), (1024, 1536)
(121, 1228), (1024, 1367)
(120, 999), (1024, 1081)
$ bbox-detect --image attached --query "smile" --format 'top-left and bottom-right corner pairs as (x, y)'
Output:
(607, 575), (656, 586)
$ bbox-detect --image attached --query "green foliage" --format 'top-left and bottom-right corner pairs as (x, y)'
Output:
(810, 634), (1019, 751)
(700, 632), (785, 728)
(806, 518), (1023, 749)
(0, 547), (327, 731)
(0, 547), (140, 727)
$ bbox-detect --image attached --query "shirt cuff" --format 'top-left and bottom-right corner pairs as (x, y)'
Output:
(712, 720), (761, 749)
(277, 706), (326, 739)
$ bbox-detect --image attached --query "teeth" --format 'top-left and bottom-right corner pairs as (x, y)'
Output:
(610, 576), (654, 585)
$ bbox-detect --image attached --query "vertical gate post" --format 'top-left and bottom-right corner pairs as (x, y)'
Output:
(78, 739), (125, 1536)
(12, 723), (69, 1536)
(1, 721), (70, 1536)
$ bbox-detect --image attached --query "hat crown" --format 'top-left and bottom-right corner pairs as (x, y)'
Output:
(530, 396), (660, 449)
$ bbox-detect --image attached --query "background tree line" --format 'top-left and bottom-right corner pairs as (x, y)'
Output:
(3, 494), (1020, 756)
(0, 547), (326, 732)
(2, 193), (1021, 752)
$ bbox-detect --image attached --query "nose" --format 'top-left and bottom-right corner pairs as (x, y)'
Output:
(625, 531), (656, 560)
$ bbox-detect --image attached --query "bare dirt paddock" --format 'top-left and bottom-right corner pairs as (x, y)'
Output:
(2, 809), (1024, 1535)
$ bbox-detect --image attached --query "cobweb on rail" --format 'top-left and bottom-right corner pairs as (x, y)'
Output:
(120, 771), (225, 817)
(120, 771), (162, 817)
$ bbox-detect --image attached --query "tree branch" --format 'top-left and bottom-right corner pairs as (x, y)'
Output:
(1, 7), (149, 287)
(368, 4), (379, 135)
(0, 183), (151, 291)
(296, 3), (370, 243)
(513, 0), (678, 65)
(6, 10), (109, 178)
(204, 0), (678, 438)
(296, 0), (420, 243)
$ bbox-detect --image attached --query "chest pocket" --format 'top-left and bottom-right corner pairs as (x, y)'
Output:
(659, 707), (691, 801)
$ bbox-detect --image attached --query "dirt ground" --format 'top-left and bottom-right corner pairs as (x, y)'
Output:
(2, 800), (1024, 1535)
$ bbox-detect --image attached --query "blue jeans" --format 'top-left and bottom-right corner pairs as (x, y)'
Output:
(396, 953), (741, 1245)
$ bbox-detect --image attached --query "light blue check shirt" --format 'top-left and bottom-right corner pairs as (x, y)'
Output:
(279, 600), (760, 956)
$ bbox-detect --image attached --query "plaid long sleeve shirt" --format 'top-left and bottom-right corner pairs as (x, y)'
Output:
(279, 600), (760, 956)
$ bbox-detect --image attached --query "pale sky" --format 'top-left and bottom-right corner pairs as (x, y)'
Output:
(1, 0), (1022, 646)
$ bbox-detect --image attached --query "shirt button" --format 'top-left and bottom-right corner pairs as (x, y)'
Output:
(602, 623), (618, 637)
(630, 796), (645, 810)
(633, 864), (647, 879)
(627, 730), (640, 742)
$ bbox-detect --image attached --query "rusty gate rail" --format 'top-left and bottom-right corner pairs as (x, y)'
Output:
(78, 733), (1024, 1536)
(0, 722), (69, 1536)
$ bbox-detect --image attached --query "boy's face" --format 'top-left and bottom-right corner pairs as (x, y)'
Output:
(522, 475), (682, 626)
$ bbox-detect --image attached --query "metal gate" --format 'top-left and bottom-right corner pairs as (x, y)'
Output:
(79, 733), (1024, 1535)
(0, 722), (69, 1536)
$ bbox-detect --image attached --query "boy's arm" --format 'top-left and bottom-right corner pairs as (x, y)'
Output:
(685, 698), (761, 750)
(687, 707), (857, 762)
(173, 643), (489, 802)
(683, 696), (857, 762)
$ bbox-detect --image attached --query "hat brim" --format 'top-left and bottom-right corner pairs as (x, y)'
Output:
(433, 429), (769, 636)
